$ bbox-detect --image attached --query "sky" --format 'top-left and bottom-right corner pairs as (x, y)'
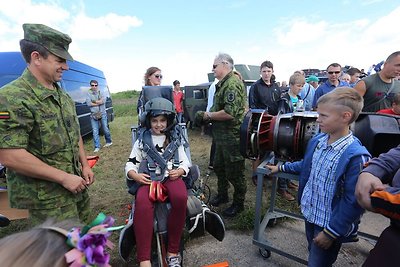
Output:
(1, 0), (400, 93)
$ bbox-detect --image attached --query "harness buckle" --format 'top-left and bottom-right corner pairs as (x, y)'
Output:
(147, 162), (156, 172)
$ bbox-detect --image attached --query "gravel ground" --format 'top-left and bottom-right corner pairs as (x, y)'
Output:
(184, 211), (388, 267)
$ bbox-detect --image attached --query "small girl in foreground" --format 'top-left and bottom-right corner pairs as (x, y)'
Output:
(125, 97), (190, 267)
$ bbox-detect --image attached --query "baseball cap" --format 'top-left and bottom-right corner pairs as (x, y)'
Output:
(306, 75), (319, 83)
(23, 23), (73, 61)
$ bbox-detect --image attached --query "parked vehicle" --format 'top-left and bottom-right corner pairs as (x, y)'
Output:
(0, 52), (114, 137)
(183, 83), (210, 123)
(207, 64), (259, 95)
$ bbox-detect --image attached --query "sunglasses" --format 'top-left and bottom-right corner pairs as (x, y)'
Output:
(91, 84), (98, 87)
(213, 61), (228, 70)
(154, 74), (163, 79)
(327, 71), (341, 75)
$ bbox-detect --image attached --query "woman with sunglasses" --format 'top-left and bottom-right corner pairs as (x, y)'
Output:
(144, 67), (162, 86)
(137, 67), (163, 115)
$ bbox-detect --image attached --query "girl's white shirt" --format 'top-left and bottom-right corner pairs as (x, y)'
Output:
(125, 134), (191, 179)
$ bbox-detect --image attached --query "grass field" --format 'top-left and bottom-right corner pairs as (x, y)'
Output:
(0, 91), (300, 266)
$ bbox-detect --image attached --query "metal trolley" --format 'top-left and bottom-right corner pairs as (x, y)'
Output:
(239, 111), (398, 264)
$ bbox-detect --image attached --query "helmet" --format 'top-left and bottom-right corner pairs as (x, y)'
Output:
(141, 97), (176, 128)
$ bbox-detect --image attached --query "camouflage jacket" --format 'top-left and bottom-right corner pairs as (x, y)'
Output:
(0, 69), (82, 209)
(211, 71), (245, 144)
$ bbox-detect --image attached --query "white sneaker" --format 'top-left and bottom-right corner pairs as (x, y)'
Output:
(93, 148), (100, 153)
(104, 142), (113, 148)
(166, 255), (181, 267)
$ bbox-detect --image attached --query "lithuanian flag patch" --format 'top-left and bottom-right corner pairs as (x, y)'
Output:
(0, 111), (10, 119)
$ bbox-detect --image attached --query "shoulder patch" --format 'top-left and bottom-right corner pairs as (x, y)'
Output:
(0, 111), (10, 119)
(227, 92), (235, 102)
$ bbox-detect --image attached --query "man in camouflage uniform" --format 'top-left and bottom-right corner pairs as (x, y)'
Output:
(0, 24), (94, 225)
(197, 53), (246, 217)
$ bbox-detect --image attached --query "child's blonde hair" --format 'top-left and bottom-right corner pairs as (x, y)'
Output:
(289, 73), (305, 85)
(317, 87), (363, 123)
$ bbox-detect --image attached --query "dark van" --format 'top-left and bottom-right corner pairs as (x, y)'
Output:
(0, 52), (114, 137)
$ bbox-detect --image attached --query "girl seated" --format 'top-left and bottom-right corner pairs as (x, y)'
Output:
(125, 97), (190, 267)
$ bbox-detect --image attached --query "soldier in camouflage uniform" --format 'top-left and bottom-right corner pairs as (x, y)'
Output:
(0, 24), (94, 225)
(197, 53), (246, 217)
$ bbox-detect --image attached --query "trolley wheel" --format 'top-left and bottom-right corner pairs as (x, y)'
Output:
(259, 248), (271, 258)
(267, 218), (277, 227)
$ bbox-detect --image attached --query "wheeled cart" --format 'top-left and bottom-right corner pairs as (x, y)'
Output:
(252, 153), (379, 265)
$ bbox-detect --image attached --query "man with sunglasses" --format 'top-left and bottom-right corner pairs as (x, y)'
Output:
(354, 51), (400, 112)
(200, 53), (246, 217)
(312, 63), (348, 108)
(86, 80), (113, 153)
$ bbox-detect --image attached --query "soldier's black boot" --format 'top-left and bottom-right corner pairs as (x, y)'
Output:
(222, 203), (244, 217)
(209, 194), (229, 207)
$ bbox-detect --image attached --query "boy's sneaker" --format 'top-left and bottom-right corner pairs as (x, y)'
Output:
(93, 148), (100, 153)
(166, 255), (181, 267)
(104, 142), (113, 147)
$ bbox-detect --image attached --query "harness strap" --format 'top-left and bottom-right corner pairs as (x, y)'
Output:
(142, 142), (165, 182)
(142, 129), (182, 182)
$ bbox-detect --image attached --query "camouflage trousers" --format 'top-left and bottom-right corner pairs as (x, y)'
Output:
(213, 141), (246, 206)
(29, 190), (91, 226)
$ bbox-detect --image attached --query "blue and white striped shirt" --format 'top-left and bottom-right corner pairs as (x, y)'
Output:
(300, 133), (355, 227)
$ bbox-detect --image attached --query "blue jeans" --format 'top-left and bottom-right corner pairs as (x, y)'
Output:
(177, 112), (184, 123)
(91, 113), (112, 149)
(305, 221), (342, 267)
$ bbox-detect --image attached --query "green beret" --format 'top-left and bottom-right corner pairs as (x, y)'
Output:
(23, 23), (73, 61)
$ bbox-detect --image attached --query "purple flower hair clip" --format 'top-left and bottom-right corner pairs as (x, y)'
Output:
(45, 213), (123, 267)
